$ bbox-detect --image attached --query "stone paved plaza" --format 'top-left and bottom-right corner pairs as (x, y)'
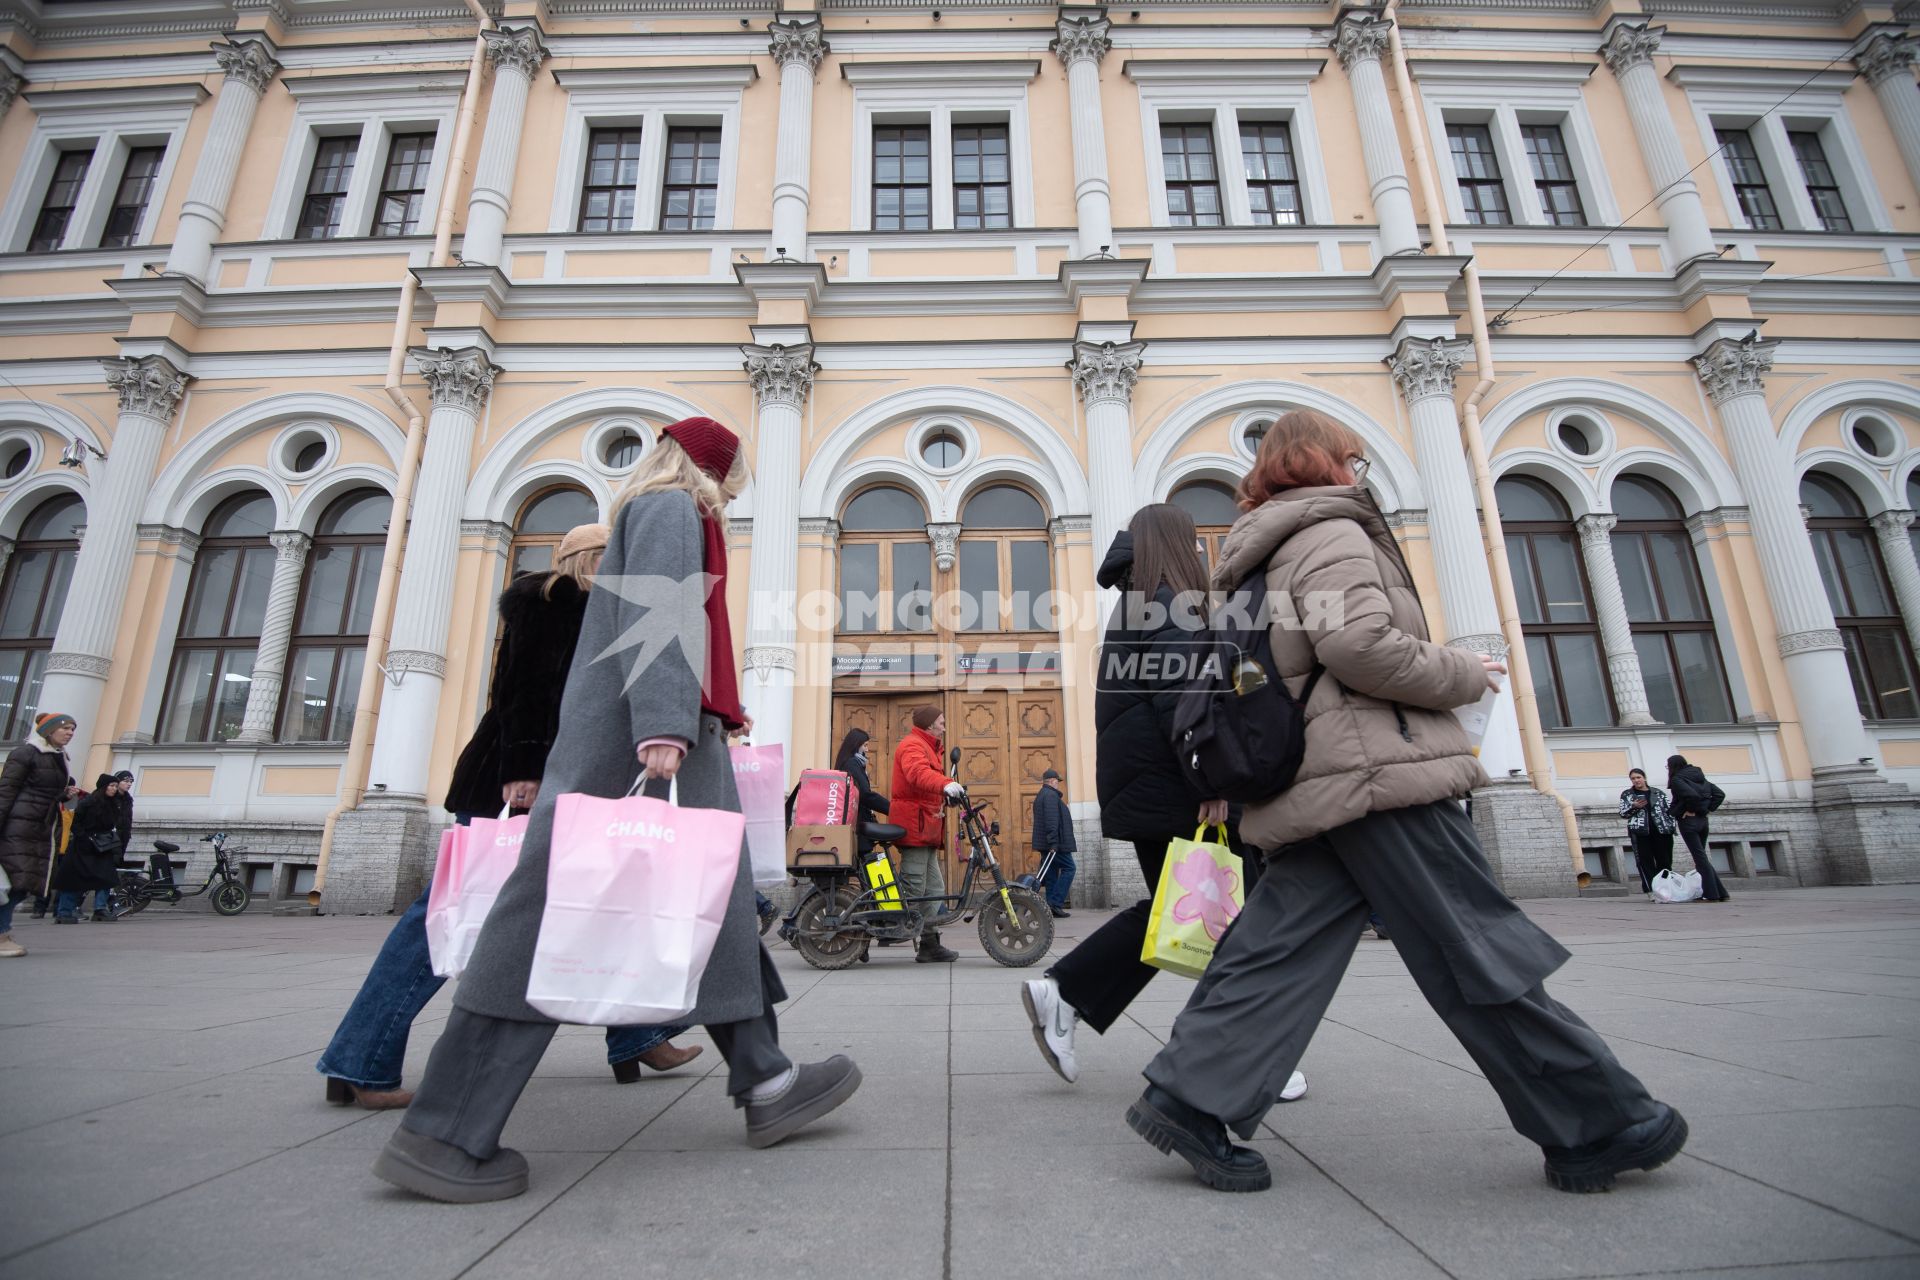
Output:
(2, 886), (1918, 1280)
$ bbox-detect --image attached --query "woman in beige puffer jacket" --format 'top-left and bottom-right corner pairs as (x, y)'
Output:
(1127, 410), (1683, 1200)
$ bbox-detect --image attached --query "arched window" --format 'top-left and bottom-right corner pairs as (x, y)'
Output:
(158, 492), (276, 742)
(1609, 476), (1733, 724)
(1909, 473), (1919, 566)
(1169, 480), (1240, 570)
(280, 489), (391, 742)
(509, 486), (597, 579)
(0, 493), (83, 740)
(959, 484), (1051, 633)
(1802, 472), (1918, 721)
(838, 485), (930, 634)
(1497, 476), (1612, 728)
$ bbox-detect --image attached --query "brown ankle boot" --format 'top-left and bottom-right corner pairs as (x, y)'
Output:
(635, 1041), (704, 1073)
(326, 1077), (414, 1110)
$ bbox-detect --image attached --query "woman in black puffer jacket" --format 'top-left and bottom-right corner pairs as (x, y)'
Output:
(53, 774), (123, 922)
(0, 711), (77, 953)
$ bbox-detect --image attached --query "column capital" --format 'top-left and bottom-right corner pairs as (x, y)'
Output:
(768, 16), (829, 73)
(212, 35), (281, 94)
(269, 528), (313, 557)
(744, 644), (797, 676)
(102, 354), (190, 421)
(743, 342), (818, 409)
(414, 346), (500, 415)
(1331, 14), (1392, 70)
(1068, 339), (1145, 407)
(798, 516), (840, 541)
(1692, 334), (1776, 405)
(1870, 508), (1915, 536)
(1051, 11), (1112, 69)
(1387, 337), (1467, 406)
(484, 25), (550, 80)
(1575, 512), (1618, 546)
(1856, 33), (1916, 88)
(1599, 21), (1665, 77)
(0, 67), (21, 120)
(927, 522), (962, 572)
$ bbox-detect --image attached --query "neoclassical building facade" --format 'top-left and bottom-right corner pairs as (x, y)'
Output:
(0, 0), (1916, 911)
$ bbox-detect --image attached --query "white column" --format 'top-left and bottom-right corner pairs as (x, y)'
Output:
(1870, 509), (1920, 652)
(768, 18), (827, 262)
(1599, 23), (1716, 267)
(1052, 12), (1115, 259)
(1069, 340), (1144, 568)
(462, 26), (548, 269)
(1387, 338), (1524, 775)
(165, 37), (279, 286)
(366, 347), (498, 799)
(740, 342), (816, 752)
(1858, 35), (1920, 197)
(1575, 513), (1658, 725)
(233, 530), (311, 744)
(1693, 336), (1872, 769)
(39, 355), (189, 767)
(1331, 15), (1420, 258)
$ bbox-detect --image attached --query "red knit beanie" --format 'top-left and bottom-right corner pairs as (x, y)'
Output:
(660, 416), (740, 482)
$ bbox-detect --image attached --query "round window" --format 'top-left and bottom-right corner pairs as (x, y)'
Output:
(1243, 419), (1273, 453)
(602, 430), (646, 471)
(1557, 416), (1600, 458)
(921, 430), (965, 470)
(0, 444), (30, 480)
(1848, 415), (1898, 462)
(292, 440), (327, 475)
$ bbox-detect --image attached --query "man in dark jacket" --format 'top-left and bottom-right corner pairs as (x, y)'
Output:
(1665, 755), (1731, 902)
(1031, 769), (1077, 918)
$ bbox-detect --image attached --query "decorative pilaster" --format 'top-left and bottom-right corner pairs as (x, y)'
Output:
(1857, 34), (1920, 196)
(165, 36), (280, 284)
(1575, 513), (1657, 725)
(1069, 339), (1144, 568)
(463, 26), (550, 267)
(1870, 509), (1920, 654)
(234, 530), (311, 743)
(768, 16), (828, 261)
(1331, 14), (1419, 257)
(927, 523), (962, 573)
(1052, 9), (1115, 258)
(1599, 23), (1715, 265)
(741, 341), (817, 753)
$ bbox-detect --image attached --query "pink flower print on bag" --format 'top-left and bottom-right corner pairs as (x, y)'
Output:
(1169, 846), (1242, 941)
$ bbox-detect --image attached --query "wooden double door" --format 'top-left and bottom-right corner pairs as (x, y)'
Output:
(830, 689), (1065, 882)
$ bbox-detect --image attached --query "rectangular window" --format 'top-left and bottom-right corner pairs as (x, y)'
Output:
(1240, 121), (1303, 226)
(1716, 128), (1782, 230)
(578, 127), (643, 233)
(1789, 130), (1852, 232)
(1521, 124), (1586, 227)
(99, 146), (166, 248)
(659, 126), (722, 231)
(295, 136), (359, 240)
(371, 131), (435, 237)
(1160, 123), (1223, 227)
(952, 123), (1012, 230)
(1447, 124), (1511, 225)
(28, 148), (95, 252)
(873, 124), (932, 231)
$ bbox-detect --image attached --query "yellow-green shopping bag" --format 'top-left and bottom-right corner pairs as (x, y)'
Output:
(1140, 824), (1244, 979)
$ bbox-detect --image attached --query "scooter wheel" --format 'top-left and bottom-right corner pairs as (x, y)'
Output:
(211, 880), (251, 916)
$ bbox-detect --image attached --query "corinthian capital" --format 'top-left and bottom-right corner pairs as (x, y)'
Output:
(1051, 11), (1112, 70)
(270, 529), (313, 560)
(1691, 334), (1775, 405)
(415, 346), (500, 415)
(1599, 22), (1664, 77)
(743, 342), (818, 409)
(926, 522), (962, 572)
(484, 25), (550, 80)
(1856, 33), (1917, 88)
(0, 67), (21, 120)
(212, 36), (280, 94)
(1331, 15), (1391, 70)
(1575, 512), (1618, 549)
(768, 17), (829, 73)
(103, 354), (190, 421)
(1068, 339), (1145, 407)
(1386, 337), (1467, 406)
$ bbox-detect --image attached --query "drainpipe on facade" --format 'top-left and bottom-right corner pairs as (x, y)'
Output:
(1381, 2), (1589, 885)
(311, 0), (495, 906)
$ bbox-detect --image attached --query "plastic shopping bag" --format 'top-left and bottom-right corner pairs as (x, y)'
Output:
(730, 743), (789, 889)
(1141, 824), (1245, 980)
(1651, 868), (1703, 904)
(425, 811), (530, 979)
(526, 778), (744, 1026)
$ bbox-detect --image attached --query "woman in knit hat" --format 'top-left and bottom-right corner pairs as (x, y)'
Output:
(0, 712), (79, 957)
(378, 418), (862, 1203)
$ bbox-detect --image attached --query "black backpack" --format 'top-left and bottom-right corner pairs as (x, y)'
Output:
(1166, 570), (1323, 804)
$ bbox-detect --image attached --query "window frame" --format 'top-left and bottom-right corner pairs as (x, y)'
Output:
(99, 144), (168, 249)
(871, 120), (935, 232)
(1520, 122), (1587, 228)
(575, 125), (646, 233)
(507, 485), (600, 581)
(293, 133), (362, 241)
(1446, 121), (1514, 227)
(369, 129), (437, 238)
(1160, 119), (1226, 228)
(1800, 472), (1919, 723)
(1787, 128), (1851, 233)
(1609, 479), (1736, 725)
(846, 60), (1038, 234)
(0, 492), (84, 743)
(264, 73), (462, 243)
(1239, 118), (1305, 228)
(1498, 476), (1617, 730)
(1715, 126), (1783, 231)
(156, 495), (278, 745)
(950, 120), (1014, 231)
(659, 124), (725, 232)
(955, 485), (1054, 636)
(278, 489), (393, 744)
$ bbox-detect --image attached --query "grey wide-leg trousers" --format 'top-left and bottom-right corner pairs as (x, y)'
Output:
(1144, 800), (1659, 1150)
(403, 947), (792, 1160)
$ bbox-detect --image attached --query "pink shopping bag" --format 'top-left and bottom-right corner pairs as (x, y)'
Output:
(730, 743), (788, 888)
(425, 812), (530, 979)
(526, 780), (745, 1026)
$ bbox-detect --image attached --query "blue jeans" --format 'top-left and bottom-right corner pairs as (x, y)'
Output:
(55, 889), (112, 919)
(316, 878), (690, 1091)
(0, 888), (24, 932)
(1039, 850), (1077, 910)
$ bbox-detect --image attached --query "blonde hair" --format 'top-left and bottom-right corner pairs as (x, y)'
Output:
(614, 435), (749, 519)
(545, 545), (601, 599)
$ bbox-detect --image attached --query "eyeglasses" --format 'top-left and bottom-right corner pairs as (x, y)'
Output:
(1349, 457), (1371, 485)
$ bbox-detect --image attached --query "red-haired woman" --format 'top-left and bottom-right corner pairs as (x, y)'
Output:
(1125, 410), (1684, 1197)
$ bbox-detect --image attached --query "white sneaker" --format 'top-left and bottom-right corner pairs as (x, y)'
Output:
(1021, 977), (1079, 1084)
(1280, 1069), (1308, 1102)
(0, 933), (23, 958)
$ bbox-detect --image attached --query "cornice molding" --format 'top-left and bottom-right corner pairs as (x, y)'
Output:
(21, 81), (208, 114)
(1407, 58), (1595, 86)
(549, 63), (757, 91)
(1122, 57), (1326, 84)
(841, 58), (1039, 85)
(283, 68), (469, 99)
(1665, 64), (1856, 93)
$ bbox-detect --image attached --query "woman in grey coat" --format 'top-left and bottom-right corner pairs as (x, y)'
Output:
(375, 418), (862, 1203)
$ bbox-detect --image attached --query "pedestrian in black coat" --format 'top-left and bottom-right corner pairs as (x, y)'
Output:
(832, 729), (890, 842)
(1030, 769), (1077, 916)
(0, 712), (77, 944)
(52, 774), (121, 921)
(112, 770), (135, 860)
(1666, 755), (1730, 902)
